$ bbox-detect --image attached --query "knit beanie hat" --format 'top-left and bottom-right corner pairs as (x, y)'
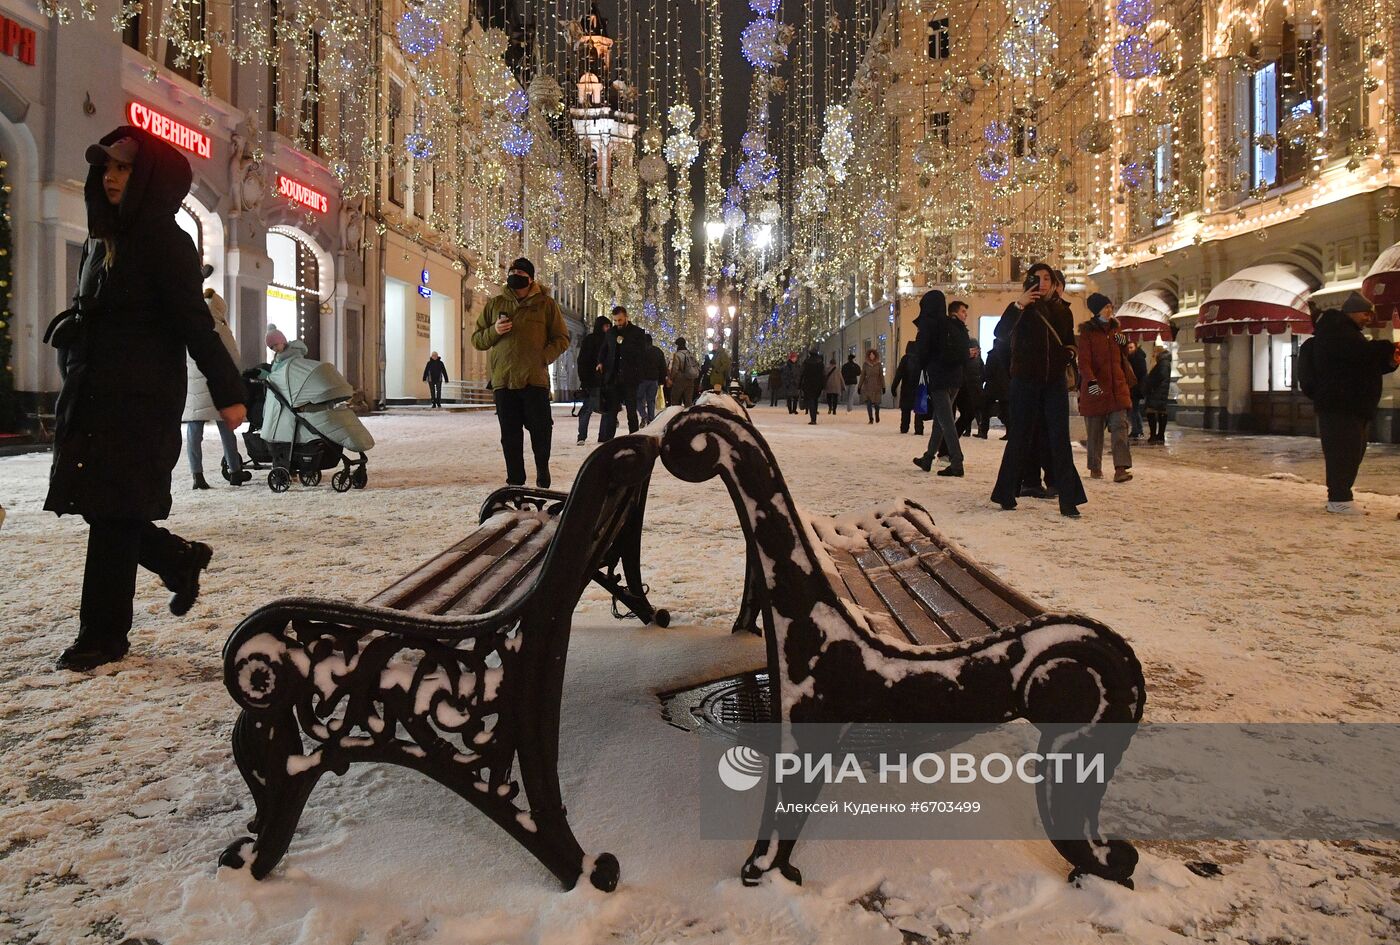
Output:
(1086, 292), (1112, 317)
(266, 325), (288, 349)
(509, 257), (535, 279)
(1341, 291), (1374, 315)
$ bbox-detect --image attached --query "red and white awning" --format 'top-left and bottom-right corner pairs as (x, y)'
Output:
(1196, 264), (1317, 341)
(1116, 289), (1176, 341)
(1361, 241), (1400, 324)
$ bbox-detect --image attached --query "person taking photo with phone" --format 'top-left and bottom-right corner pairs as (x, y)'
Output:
(472, 257), (570, 489)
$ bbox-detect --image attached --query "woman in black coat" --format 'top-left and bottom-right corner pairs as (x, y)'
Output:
(889, 341), (925, 436)
(45, 127), (245, 671)
(799, 349), (826, 424)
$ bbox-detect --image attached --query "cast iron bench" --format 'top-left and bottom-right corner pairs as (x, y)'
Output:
(218, 431), (668, 892)
(661, 395), (1147, 888)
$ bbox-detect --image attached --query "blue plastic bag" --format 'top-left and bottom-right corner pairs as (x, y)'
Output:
(914, 383), (929, 416)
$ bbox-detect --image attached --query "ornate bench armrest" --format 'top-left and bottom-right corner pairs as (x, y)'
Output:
(479, 486), (571, 521)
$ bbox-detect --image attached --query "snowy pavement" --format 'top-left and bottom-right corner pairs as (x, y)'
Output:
(1, 406), (1397, 944)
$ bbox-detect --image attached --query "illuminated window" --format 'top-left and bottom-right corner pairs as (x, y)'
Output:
(266, 229), (321, 359)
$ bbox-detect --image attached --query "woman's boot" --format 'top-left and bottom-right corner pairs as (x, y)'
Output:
(192, 473), (211, 490)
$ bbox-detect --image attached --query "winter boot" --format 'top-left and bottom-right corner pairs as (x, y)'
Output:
(1114, 467), (1133, 483)
(192, 474), (211, 490)
(56, 638), (129, 672)
(1089, 469), (1104, 480)
(166, 542), (213, 616)
(936, 465), (964, 477)
(912, 455), (933, 472)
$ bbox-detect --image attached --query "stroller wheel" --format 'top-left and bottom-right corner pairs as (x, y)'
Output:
(299, 469), (322, 487)
(268, 468), (292, 493)
(351, 468), (368, 490)
(331, 470), (353, 493)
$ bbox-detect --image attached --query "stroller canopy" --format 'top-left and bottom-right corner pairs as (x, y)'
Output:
(269, 357), (355, 409)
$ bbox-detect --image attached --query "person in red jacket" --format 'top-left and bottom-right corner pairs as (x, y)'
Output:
(1077, 293), (1135, 482)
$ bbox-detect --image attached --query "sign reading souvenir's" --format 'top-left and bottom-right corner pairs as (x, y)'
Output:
(0, 15), (36, 66)
(126, 102), (211, 158)
(277, 174), (329, 214)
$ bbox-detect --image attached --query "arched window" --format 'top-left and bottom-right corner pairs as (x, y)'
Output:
(266, 228), (322, 358)
(175, 203), (202, 258)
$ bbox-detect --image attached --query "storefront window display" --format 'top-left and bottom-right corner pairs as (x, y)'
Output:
(267, 227), (321, 358)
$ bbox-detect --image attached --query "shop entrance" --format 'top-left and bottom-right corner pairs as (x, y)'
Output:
(1250, 330), (1313, 435)
(266, 227), (321, 359)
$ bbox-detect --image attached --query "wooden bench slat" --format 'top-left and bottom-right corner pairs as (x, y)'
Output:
(854, 516), (996, 643)
(887, 559), (994, 643)
(918, 553), (1034, 632)
(826, 550), (907, 641)
(382, 517), (550, 615)
(367, 516), (519, 609)
(449, 522), (557, 614)
(860, 562), (959, 646)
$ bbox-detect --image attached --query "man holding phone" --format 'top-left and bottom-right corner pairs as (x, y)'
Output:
(472, 257), (570, 489)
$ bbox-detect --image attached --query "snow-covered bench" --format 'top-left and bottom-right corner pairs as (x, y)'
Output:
(660, 395), (1147, 888)
(218, 431), (669, 892)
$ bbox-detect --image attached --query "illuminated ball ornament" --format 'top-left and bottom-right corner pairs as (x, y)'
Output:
(406, 132), (435, 161)
(638, 154), (669, 185)
(664, 131), (700, 168)
(501, 124), (534, 158)
(1115, 0), (1154, 28)
(1112, 36), (1160, 79)
(547, 235), (564, 253)
(1120, 162), (1147, 189)
(797, 166), (828, 217)
(1000, 22), (1057, 77)
(503, 213), (524, 233)
(984, 120), (1012, 146)
(740, 130), (766, 155)
(976, 149), (1010, 182)
(396, 9), (441, 56)
(740, 17), (789, 71)
(748, 0), (779, 13)
(504, 89), (530, 118)
(737, 153), (777, 191)
(822, 105), (855, 182)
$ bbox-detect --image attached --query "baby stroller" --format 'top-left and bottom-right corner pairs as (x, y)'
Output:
(257, 355), (374, 493)
(221, 366), (274, 483)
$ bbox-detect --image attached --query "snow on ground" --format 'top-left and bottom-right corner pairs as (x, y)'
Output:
(1, 406), (1397, 944)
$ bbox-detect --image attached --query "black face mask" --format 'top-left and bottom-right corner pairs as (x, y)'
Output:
(507, 273), (530, 291)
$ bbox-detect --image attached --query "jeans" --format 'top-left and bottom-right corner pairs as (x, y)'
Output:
(493, 386), (553, 485)
(919, 387), (963, 466)
(577, 388), (601, 441)
(1084, 410), (1132, 473)
(428, 381), (443, 407)
(1317, 411), (1369, 502)
(77, 517), (187, 653)
(1129, 397), (1144, 437)
(600, 384), (640, 440)
(992, 379), (1086, 513)
(184, 420), (242, 480)
(845, 384), (858, 411)
(637, 381), (659, 426)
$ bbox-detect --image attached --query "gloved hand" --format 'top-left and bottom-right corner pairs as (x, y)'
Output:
(1087, 381), (1103, 397)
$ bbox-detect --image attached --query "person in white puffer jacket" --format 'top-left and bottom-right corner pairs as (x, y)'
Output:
(182, 275), (247, 488)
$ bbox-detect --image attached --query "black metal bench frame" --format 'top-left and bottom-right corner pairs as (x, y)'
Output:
(219, 432), (667, 892)
(660, 396), (1147, 888)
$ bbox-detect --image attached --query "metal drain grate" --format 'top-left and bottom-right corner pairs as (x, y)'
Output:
(658, 670), (771, 738)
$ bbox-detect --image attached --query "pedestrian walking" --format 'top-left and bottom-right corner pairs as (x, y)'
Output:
(669, 336), (700, 406)
(471, 256), (570, 488)
(841, 353), (861, 411)
(45, 126), (247, 671)
(767, 365), (781, 406)
(984, 333), (1011, 438)
(1127, 340), (1148, 439)
(1143, 347), (1173, 445)
(636, 331), (665, 426)
(422, 351), (449, 408)
(965, 345), (990, 438)
(912, 290), (969, 476)
(859, 349), (885, 424)
(780, 352), (801, 414)
(891, 342), (925, 436)
(1077, 293), (1135, 483)
(575, 315), (610, 443)
(183, 273), (247, 489)
(600, 305), (644, 438)
(822, 353), (843, 414)
(701, 342), (732, 394)
(800, 349), (826, 424)
(1297, 293), (1400, 515)
(989, 263), (1087, 517)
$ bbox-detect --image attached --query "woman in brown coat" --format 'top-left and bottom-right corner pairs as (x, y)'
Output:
(858, 349), (885, 424)
(1076, 293), (1135, 482)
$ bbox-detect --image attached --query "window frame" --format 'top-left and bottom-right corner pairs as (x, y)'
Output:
(927, 17), (950, 61)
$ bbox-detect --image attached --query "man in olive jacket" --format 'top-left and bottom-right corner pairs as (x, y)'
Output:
(472, 257), (570, 488)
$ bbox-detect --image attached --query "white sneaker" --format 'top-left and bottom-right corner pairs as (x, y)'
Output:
(1325, 501), (1366, 516)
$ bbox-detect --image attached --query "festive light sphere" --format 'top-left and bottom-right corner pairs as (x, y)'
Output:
(1112, 36), (1160, 79)
(1115, 0), (1154, 28)
(638, 154), (669, 185)
(547, 235), (564, 253)
(643, 299), (659, 320)
(737, 153), (777, 191)
(1280, 111), (1319, 145)
(822, 105), (855, 182)
(527, 74), (564, 114)
(503, 213), (524, 233)
(741, 130), (766, 155)
(1000, 22), (1057, 77)
(749, 0), (780, 13)
(1009, 0), (1052, 22)
(664, 131), (700, 168)
(984, 120), (1012, 145)
(1076, 120), (1113, 154)
(668, 103), (695, 130)
(396, 10), (441, 56)
(406, 132), (435, 161)
(723, 204), (747, 231)
(501, 124), (534, 157)
(505, 89), (530, 118)
(984, 229), (1005, 250)
(797, 167), (828, 216)
(976, 149), (1010, 182)
(1120, 162), (1147, 189)
(740, 17), (788, 71)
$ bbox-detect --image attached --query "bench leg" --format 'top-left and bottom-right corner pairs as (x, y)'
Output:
(596, 510), (670, 627)
(732, 547), (762, 636)
(1023, 657), (1140, 888)
(219, 709), (326, 879)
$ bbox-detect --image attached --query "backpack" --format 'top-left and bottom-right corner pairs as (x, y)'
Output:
(673, 348), (699, 379)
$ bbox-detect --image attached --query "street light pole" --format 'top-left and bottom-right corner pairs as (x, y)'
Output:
(728, 303), (738, 386)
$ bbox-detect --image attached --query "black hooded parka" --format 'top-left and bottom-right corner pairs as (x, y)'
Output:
(45, 126), (244, 521)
